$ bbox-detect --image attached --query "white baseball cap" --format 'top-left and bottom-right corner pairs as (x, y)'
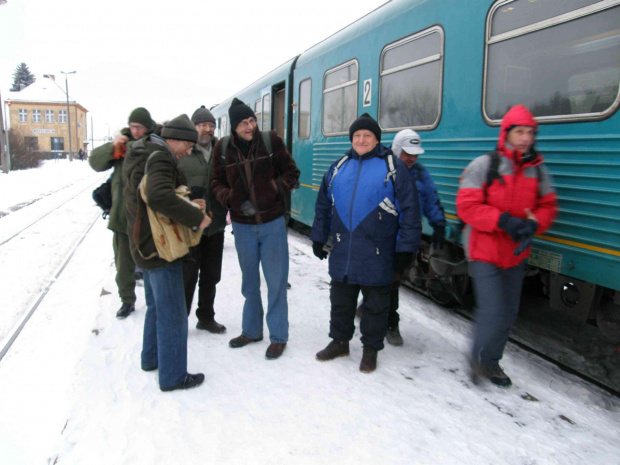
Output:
(391, 129), (425, 156)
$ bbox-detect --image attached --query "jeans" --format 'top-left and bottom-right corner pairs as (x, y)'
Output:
(469, 260), (526, 367)
(232, 217), (289, 343)
(141, 261), (190, 389)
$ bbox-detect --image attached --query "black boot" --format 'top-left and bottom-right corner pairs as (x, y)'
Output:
(316, 340), (349, 361)
(116, 303), (135, 319)
(359, 346), (377, 373)
(196, 319), (227, 334)
(160, 373), (205, 392)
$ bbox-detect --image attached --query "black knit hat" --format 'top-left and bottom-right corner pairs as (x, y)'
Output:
(228, 98), (256, 132)
(191, 105), (216, 125)
(161, 114), (198, 143)
(349, 113), (381, 142)
(128, 107), (155, 132)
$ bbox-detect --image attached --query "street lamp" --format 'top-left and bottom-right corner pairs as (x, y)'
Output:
(60, 70), (76, 161)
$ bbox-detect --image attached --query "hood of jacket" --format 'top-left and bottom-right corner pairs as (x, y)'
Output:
(497, 104), (543, 166)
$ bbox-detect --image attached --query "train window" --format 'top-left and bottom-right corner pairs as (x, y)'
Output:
(378, 27), (444, 131)
(262, 94), (271, 131)
(255, 99), (262, 130)
(221, 115), (228, 137)
(323, 60), (358, 136)
(299, 78), (311, 139)
(484, 0), (620, 123)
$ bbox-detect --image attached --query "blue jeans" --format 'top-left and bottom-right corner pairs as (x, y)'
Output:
(469, 261), (526, 367)
(141, 261), (189, 389)
(232, 217), (289, 343)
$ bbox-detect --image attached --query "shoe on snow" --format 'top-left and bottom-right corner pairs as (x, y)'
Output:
(160, 373), (205, 392)
(471, 361), (512, 388)
(386, 327), (404, 346)
(316, 340), (349, 361)
(116, 303), (135, 319)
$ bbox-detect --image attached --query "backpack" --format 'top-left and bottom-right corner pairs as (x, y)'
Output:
(328, 152), (397, 190)
(92, 174), (113, 219)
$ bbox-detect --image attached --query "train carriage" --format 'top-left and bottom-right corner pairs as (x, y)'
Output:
(211, 0), (620, 340)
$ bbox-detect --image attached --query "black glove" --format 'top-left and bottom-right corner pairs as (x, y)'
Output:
(431, 225), (446, 249)
(513, 220), (538, 255)
(240, 200), (258, 216)
(394, 252), (413, 274)
(189, 186), (206, 200)
(312, 242), (328, 260)
(498, 212), (527, 242)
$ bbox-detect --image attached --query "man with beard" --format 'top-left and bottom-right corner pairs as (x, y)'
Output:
(177, 106), (227, 334)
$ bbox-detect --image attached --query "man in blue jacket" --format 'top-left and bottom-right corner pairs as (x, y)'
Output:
(311, 114), (421, 373)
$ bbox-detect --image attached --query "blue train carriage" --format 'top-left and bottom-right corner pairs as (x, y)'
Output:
(287, 0), (620, 339)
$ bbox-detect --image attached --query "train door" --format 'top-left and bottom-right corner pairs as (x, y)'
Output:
(273, 83), (286, 140)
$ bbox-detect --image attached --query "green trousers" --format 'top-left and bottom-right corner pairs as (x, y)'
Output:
(112, 231), (137, 304)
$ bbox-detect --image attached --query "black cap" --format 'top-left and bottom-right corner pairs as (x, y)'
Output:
(228, 98), (256, 132)
(349, 113), (381, 142)
(161, 114), (198, 143)
(191, 105), (216, 125)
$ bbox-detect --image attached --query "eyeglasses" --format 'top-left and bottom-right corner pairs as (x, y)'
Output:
(129, 123), (146, 130)
(197, 122), (216, 130)
(237, 119), (257, 129)
(183, 141), (194, 150)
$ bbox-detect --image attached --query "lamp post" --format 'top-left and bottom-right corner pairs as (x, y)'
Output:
(60, 70), (76, 161)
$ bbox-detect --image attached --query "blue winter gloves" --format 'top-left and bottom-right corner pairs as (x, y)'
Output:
(513, 219), (538, 255)
(498, 213), (538, 255)
(431, 225), (446, 249)
(312, 242), (328, 260)
(394, 252), (414, 274)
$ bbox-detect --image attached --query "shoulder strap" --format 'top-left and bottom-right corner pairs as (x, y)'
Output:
(484, 151), (504, 201)
(384, 154), (396, 187)
(328, 154), (351, 189)
(261, 131), (272, 155)
(220, 136), (230, 165)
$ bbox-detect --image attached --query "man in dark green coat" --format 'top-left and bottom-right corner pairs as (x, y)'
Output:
(89, 107), (155, 319)
(177, 106), (228, 334)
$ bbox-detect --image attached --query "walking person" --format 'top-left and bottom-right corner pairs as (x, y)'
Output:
(457, 105), (557, 387)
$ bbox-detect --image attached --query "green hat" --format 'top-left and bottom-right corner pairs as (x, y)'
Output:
(161, 114), (198, 143)
(128, 107), (155, 132)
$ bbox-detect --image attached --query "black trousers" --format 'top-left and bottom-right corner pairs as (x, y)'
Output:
(330, 280), (391, 351)
(182, 231), (225, 322)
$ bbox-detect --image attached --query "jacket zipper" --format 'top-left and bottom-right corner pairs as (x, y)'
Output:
(344, 158), (363, 277)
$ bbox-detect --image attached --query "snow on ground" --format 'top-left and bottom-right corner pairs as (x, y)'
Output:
(0, 162), (619, 465)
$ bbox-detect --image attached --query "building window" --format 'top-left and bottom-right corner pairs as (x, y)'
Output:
(262, 93), (271, 131)
(18, 109), (27, 122)
(51, 137), (64, 152)
(484, 0), (620, 123)
(24, 137), (39, 151)
(58, 110), (67, 124)
(379, 26), (444, 131)
(323, 60), (358, 136)
(255, 99), (262, 130)
(45, 110), (54, 123)
(298, 78), (312, 139)
(32, 109), (42, 123)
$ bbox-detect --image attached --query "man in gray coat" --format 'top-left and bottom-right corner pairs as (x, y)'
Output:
(177, 106), (228, 333)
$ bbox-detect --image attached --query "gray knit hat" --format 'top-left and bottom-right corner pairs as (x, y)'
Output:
(128, 107), (155, 132)
(161, 114), (198, 143)
(191, 105), (216, 125)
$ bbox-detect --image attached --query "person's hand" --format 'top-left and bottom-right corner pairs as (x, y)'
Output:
(113, 134), (129, 146)
(394, 252), (413, 274)
(498, 212), (527, 242)
(199, 214), (212, 229)
(431, 225), (446, 249)
(193, 199), (206, 212)
(312, 242), (328, 260)
(513, 219), (538, 255)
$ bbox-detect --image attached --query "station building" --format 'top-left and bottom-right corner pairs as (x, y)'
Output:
(4, 75), (88, 156)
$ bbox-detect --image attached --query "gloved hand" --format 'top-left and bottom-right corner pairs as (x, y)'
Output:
(240, 200), (258, 216)
(312, 242), (328, 260)
(431, 225), (446, 249)
(394, 252), (414, 274)
(513, 220), (538, 255)
(498, 212), (527, 242)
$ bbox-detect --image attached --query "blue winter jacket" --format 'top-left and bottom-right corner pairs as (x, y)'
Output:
(410, 163), (446, 227)
(310, 144), (421, 286)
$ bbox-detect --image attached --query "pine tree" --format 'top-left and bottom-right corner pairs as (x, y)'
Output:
(11, 63), (36, 92)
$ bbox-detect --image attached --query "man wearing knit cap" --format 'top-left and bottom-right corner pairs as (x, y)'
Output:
(311, 113), (421, 373)
(124, 114), (212, 392)
(177, 106), (227, 334)
(211, 98), (300, 360)
(90, 107), (156, 319)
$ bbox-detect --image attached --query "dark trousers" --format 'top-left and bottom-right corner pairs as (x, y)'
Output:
(330, 280), (391, 351)
(182, 231), (225, 323)
(469, 260), (526, 367)
(113, 231), (136, 304)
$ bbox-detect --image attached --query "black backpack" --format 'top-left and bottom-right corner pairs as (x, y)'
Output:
(93, 174), (113, 219)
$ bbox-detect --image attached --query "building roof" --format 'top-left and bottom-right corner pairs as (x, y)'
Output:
(6, 76), (80, 106)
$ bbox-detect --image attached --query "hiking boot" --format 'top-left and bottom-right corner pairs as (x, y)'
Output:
(316, 340), (349, 361)
(266, 342), (287, 360)
(196, 319), (227, 334)
(160, 373), (205, 392)
(229, 334), (263, 348)
(386, 326), (404, 346)
(471, 361), (512, 388)
(359, 346), (378, 373)
(116, 303), (135, 319)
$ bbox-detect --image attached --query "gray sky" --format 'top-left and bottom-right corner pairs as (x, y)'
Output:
(0, 0), (386, 141)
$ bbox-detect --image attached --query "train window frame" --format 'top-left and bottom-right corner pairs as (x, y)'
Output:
(378, 26), (445, 132)
(483, 0), (620, 125)
(254, 99), (262, 131)
(322, 59), (359, 137)
(220, 115), (228, 138)
(298, 78), (312, 140)
(262, 93), (271, 131)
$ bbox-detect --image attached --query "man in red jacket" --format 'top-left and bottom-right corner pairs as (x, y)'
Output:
(457, 105), (557, 387)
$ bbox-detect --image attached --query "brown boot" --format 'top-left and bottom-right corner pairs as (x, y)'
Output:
(229, 334), (263, 348)
(316, 340), (349, 361)
(266, 342), (287, 360)
(359, 346), (377, 373)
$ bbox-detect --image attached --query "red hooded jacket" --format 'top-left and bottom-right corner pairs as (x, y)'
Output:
(456, 105), (558, 268)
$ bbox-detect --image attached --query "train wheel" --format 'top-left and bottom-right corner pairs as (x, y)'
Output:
(596, 296), (620, 344)
(427, 273), (470, 308)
